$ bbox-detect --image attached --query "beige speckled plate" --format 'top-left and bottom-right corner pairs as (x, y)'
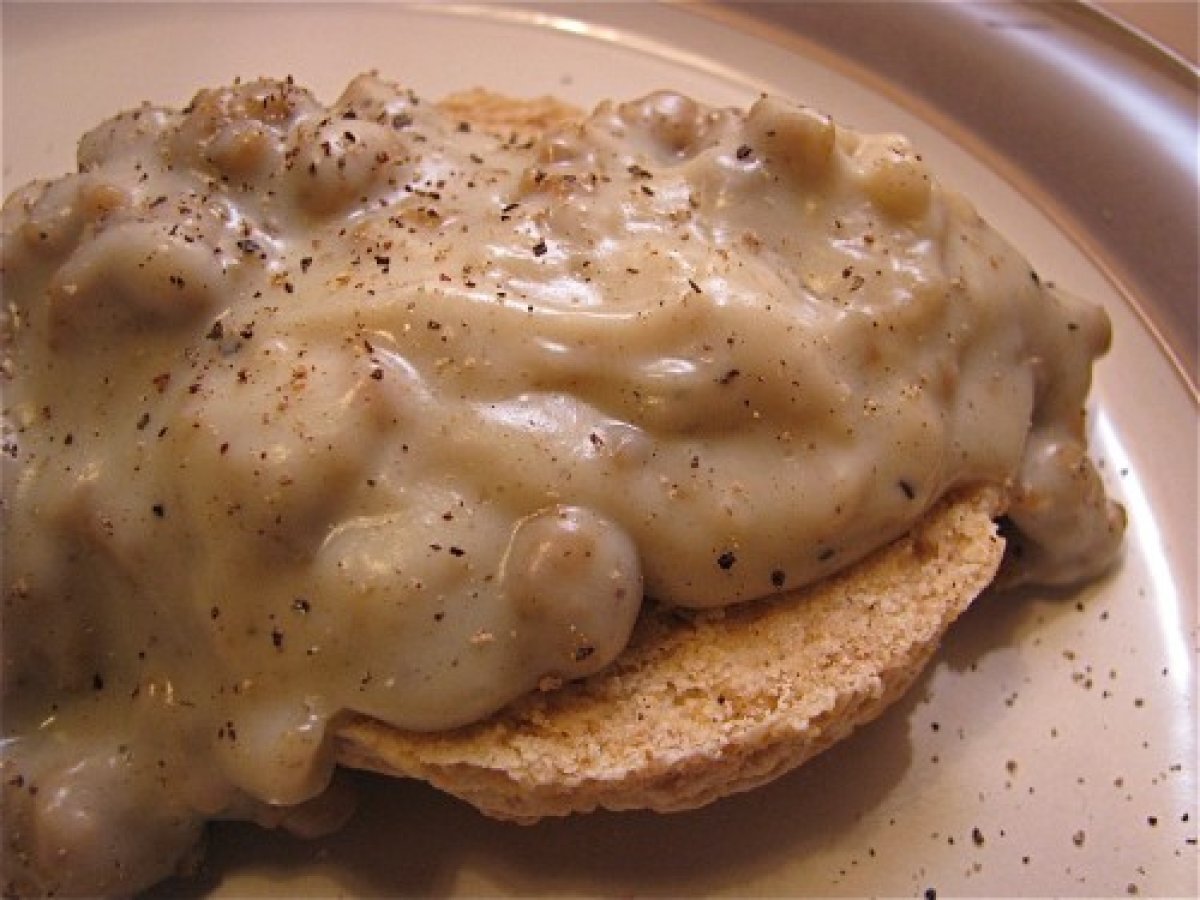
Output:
(2, 2), (1195, 897)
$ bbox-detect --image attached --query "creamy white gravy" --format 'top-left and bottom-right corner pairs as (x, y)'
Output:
(1, 75), (1123, 895)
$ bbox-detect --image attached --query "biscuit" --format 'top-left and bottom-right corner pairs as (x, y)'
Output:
(338, 486), (1004, 820)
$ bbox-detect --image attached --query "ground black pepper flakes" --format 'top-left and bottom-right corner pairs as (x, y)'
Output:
(717, 368), (741, 385)
(717, 551), (736, 570)
(532, 240), (548, 257)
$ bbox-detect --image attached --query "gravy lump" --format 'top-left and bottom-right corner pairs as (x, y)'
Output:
(1, 75), (1123, 895)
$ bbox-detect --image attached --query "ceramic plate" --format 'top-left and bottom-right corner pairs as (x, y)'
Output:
(2, 3), (1195, 897)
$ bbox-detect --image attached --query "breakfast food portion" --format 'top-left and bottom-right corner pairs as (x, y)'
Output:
(0, 74), (1123, 896)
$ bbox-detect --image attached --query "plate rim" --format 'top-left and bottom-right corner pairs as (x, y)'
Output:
(684, 0), (1200, 400)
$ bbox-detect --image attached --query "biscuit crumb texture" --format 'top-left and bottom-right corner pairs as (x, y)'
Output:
(438, 88), (582, 136)
(337, 487), (1005, 821)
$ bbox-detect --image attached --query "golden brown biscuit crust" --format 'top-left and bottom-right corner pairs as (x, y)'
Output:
(337, 487), (1004, 821)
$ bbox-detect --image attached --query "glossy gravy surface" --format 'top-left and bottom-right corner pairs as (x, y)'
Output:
(1, 75), (1122, 895)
